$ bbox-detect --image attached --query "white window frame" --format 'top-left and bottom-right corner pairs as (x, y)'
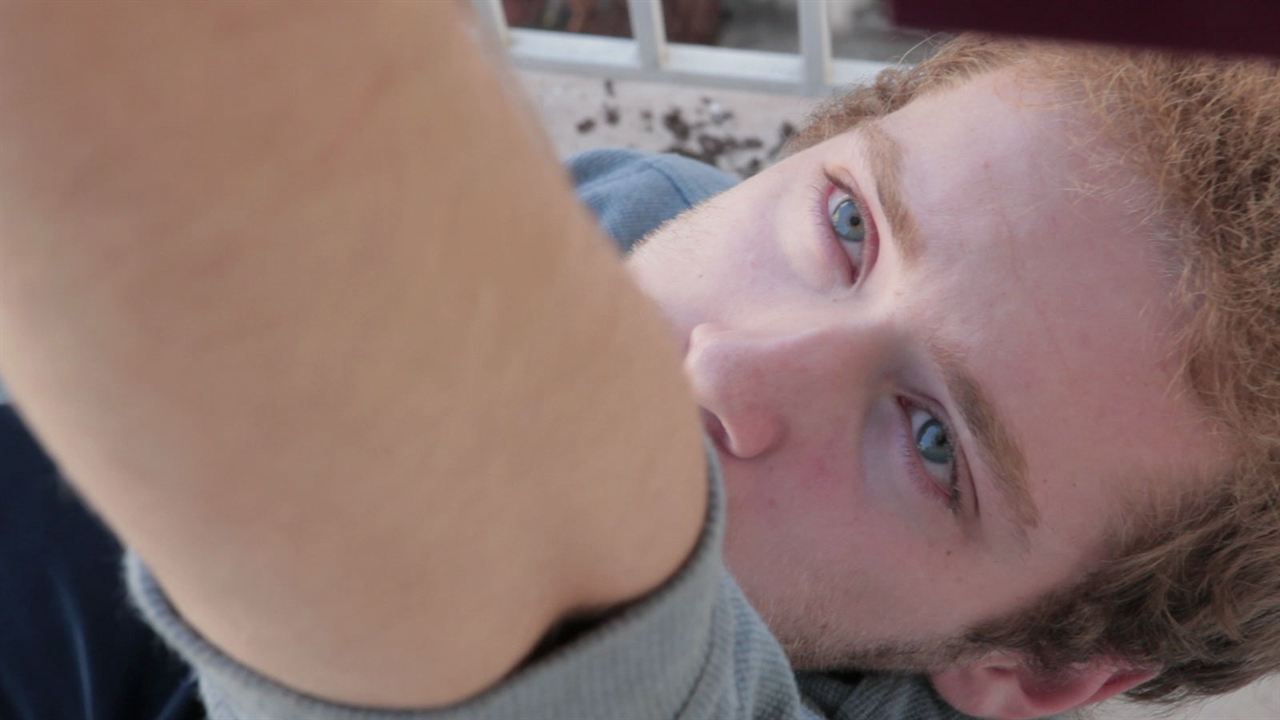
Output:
(470, 0), (895, 95)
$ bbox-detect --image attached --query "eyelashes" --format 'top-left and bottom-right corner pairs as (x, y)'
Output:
(899, 398), (964, 514)
(807, 171), (969, 518)
(809, 173), (875, 285)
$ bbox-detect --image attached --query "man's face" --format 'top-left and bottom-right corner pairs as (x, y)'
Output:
(625, 70), (1225, 669)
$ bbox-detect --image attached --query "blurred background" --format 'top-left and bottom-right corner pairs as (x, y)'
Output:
(507, 0), (936, 179)
(502, 0), (930, 60)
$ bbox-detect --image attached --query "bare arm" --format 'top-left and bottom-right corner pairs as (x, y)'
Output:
(0, 0), (704, 708)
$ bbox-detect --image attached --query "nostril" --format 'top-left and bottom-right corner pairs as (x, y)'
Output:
(700, 407), (730, 451)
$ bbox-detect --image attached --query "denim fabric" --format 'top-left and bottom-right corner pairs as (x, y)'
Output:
(568, 148), (738, 255)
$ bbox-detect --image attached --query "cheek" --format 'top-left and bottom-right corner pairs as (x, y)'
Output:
(629, 173), (822, 328)
(723, 451), (994, 641)
(747, 450), (865, 565)
(805, 452), (841, 489)
(722, 451), (860, 605)
(724, 445), (850, 550)
(632, 214), (769, 304)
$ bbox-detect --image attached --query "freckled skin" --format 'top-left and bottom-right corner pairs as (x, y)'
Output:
(626, 70), (1227, 668)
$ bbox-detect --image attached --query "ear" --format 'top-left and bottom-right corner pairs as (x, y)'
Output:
(929, 652), (1159, 720)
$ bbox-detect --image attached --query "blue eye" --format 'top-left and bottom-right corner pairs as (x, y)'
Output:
(828, 194), (867, 247)
(908, 406), (960, 507)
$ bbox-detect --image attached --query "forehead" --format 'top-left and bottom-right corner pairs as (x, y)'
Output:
(862, 71), (1221, 543)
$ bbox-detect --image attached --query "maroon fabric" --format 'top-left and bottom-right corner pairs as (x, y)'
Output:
(891, 0), (1280, 59)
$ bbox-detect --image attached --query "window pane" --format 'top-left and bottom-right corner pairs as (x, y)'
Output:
(503, 0), (635, 38)
(830, 0), (935, 63)
(706, 0), (793, 53)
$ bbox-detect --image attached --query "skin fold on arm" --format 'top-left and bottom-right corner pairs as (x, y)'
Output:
(0, 0), (705, 708)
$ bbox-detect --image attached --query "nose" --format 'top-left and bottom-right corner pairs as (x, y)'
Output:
(683, 319), (891, 460)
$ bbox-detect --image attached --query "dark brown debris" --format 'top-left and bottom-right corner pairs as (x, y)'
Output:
(737, 158), (763, 177)
(569, 93), (795, 180)
(698, 134), (727, 157)
(662, 108), (691, 142)
(650, 100), (785, 179)
(766, 121), (797, 159)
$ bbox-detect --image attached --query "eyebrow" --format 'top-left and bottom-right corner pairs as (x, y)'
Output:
(855, 122), (921, 266)
(852, 122), (1041, 537)
(932, 334), (1040, 538)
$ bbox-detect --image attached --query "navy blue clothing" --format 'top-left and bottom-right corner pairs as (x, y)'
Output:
(0, 404), (202, 720)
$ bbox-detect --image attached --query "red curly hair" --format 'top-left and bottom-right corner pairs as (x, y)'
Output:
(784, 35), (1280, 704)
